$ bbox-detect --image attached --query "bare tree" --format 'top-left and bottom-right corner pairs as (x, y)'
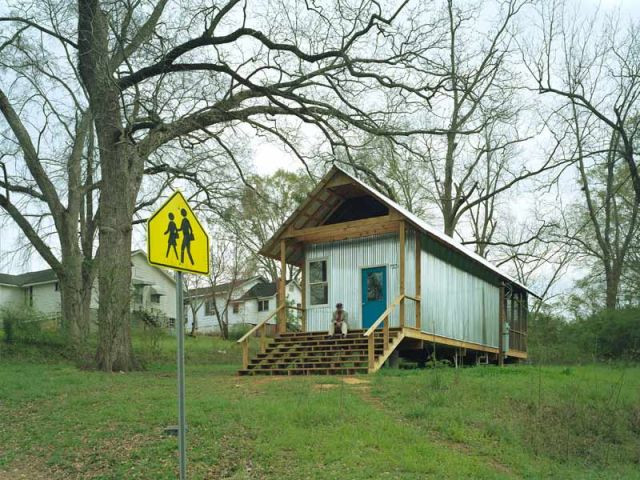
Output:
(0, 27), (98, 348)
(225, 170), (313, 281)
(183, 273), (207, 336)
(206, 236), (246, 340)
(528, 2), (640, 205)
(1, 0), (443, 370)
(348, 0), (566, 240)
(525, 2), (640, 308)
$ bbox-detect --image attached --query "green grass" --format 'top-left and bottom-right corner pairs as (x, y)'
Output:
(1, 334), (639, 479)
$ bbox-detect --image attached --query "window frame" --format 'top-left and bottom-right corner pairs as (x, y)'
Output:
(257, 299), (270, 312)
(307, 257), (329, 308)
(204, 298), (215, 316)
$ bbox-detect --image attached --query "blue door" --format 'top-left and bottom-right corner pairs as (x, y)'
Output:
(361, 266), (387, 329)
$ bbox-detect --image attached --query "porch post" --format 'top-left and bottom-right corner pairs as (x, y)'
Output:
(399, 221), (405, 328)
(278, 239), (286, 334)
(498, 285), (505, 367)
(300, 257), (307, 332)
(415, 231), (421, 331)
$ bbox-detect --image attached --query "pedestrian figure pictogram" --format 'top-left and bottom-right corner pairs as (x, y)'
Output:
(147, 191), (209, 275)
(179, 208), (194, 265)
(165, 212), (180, 260)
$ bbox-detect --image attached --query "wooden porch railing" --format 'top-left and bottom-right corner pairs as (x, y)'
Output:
(363, 294), (404, 373)
(236, 304), (305, 369)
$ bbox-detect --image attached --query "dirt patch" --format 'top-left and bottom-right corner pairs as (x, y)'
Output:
(241, 376), (288, 386)
(0, 461), (53, 480)
(313, 383), (338, 390)
(342, 377), (370, 385)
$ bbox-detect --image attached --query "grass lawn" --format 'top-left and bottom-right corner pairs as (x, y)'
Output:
(1, 334), (639, 479)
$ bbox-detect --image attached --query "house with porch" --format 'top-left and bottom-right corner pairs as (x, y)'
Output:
(0, 250), (178, 325)
(237, 166), (534, 375)
(186, 276), (302, 334)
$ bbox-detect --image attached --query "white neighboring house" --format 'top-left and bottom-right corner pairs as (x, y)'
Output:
(186, 276), (302, 334)
(0, 250), (179, 324)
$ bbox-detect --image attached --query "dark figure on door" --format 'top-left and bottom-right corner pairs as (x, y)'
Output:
(180, 208), (194, 265)
(164, 212), (179, 260)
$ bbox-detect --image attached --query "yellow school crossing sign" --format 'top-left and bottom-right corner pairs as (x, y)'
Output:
(147, 191), (210, 275)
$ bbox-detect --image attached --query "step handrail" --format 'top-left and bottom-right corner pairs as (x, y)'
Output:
(363, 294), (404, 337)
(236, 305), (284, 344)
(363, 294), (404, 372)
(237, 304), (308, 369)
(237, 305), (284, 369)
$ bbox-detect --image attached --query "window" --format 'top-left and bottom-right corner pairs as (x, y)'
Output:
(54, 282), (59, 292)
(168, 317), (175, 328)
(27, 286), (33, 307)
(309, 260), (328, 305)
(366, 272), (383, 301)
(132, 285), (143, 304)
(232, 302), (240, 314)
(205, 299), (215, 315)
(151, 294), (161, 304)
(257, 299), (269, 312)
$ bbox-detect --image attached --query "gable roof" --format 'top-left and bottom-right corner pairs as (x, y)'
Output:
(0, 251), (177, 288)
(0, 268), (57, 287)
(260, 165), (537, 297)
(238, 280), (298, 300)
(188, 276), (265, 298)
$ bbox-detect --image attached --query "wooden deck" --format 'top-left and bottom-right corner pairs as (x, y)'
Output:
(238, 327), (527, 376)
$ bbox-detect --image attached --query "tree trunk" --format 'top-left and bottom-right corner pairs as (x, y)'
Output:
(94, 180), (139, 371)
(604, 266), (621, 309)
(94, 131), (141, 371)
(59, 260), (91, 337)
(78, 1), (142, 371)
(190, 312), (198, 336)
(58, 215), (92, 349)
(442, 132), (456, 237)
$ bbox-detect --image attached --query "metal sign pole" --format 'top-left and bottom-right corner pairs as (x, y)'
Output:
(175, 271), (187, 479)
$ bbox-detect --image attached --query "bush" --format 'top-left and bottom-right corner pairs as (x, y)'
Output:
(0, 306), (46, 344)
(228, 323), (253, 341)
(2, 313), (14, 344)
(574, 308), (640, 361)
(528, 308), (640, 363)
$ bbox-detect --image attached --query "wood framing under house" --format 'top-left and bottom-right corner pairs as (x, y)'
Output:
(238, 167), (537, 375)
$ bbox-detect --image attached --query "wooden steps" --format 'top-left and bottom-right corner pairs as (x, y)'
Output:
(238, 328), (402, 376)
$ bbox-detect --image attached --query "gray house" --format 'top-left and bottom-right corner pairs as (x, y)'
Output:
(238, 166), (535, 374)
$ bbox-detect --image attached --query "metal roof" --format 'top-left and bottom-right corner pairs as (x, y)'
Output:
(260, 165), (537, 297)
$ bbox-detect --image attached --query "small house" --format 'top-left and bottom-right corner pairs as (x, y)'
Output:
(0, 250), (179, 326)
(238, 166), (535, 374)
(186, 276), (302, 334)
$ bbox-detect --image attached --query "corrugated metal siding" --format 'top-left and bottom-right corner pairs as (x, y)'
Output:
(404, 228), (417, 328)
(420, 248), (500, 347)
(306, 233), (400, 331)
(304, 228), (499, 348)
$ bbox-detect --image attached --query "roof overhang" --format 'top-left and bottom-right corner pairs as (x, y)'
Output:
(260, 165), (539, 298)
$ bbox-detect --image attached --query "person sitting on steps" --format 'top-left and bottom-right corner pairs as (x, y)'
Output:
(328, 302), (348, 338)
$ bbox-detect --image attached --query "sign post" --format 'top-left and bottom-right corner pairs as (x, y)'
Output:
(175, 271), (186, 480)
(147, 191), (210, 480)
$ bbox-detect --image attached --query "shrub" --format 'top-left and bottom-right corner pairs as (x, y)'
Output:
(528, 308), (640, 363)
(0, 306), (45, 344)
(2, 313), (14, 344)
(228, 323), (253, 341)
